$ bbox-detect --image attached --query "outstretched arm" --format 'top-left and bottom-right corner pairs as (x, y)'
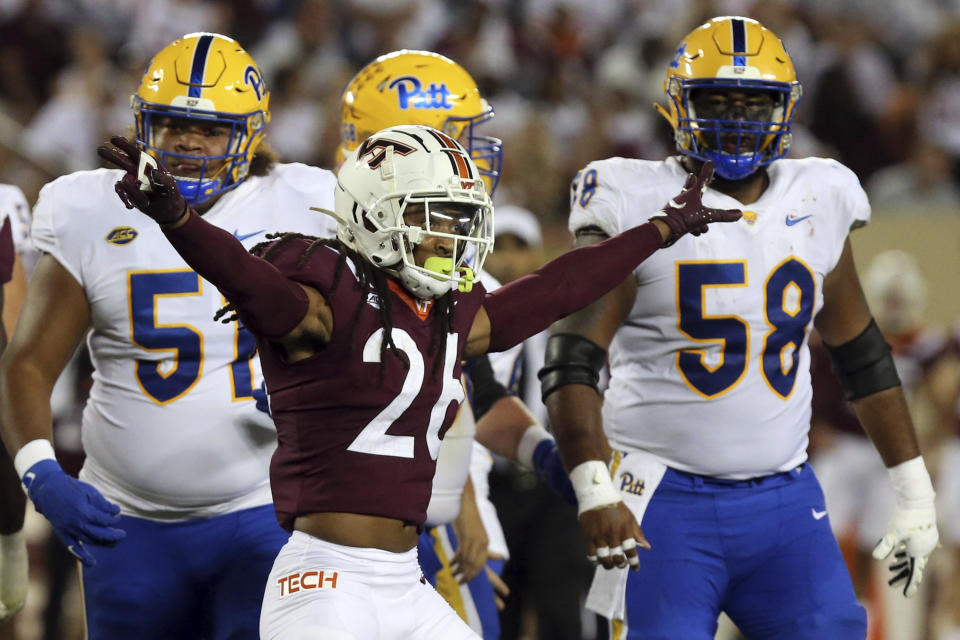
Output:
(97, 137), (332, 353)
(464, 161), (740, 359)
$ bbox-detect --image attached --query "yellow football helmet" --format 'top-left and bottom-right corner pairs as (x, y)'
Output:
(656, 16), (802, 180)
(339, 50), (503, 193)
(132, 32), (270, 204)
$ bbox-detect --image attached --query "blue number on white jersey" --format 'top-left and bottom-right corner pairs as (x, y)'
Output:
(130, 270), (257, 404)
(677, 261), (749, 398)
(761, 258), (816, 399)
(677, 259), (815, 400)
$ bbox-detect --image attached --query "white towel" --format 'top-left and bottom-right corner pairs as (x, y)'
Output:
(585, 450), (667, 619)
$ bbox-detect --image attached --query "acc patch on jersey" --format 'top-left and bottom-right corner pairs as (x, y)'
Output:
(105, 226), (138, 245)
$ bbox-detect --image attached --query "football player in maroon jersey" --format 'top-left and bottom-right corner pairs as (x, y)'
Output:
(98, 124), (739, 638)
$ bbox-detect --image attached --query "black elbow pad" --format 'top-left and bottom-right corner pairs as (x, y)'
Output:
(823, 319), (902, 401)
(538, 333), (607, 401)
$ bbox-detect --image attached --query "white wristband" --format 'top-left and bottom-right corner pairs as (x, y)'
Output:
(569, 460), (621, 515)
(516, 424), (553, 469)
(888, 456), (935, 508)
(13, 439), (56, 479)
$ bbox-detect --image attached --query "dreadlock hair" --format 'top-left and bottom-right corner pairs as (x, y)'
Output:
(215, 232), (458, 379)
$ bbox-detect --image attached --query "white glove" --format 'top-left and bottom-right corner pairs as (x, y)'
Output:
(0, 531), (28, 620)
(872, 457), (939, 597)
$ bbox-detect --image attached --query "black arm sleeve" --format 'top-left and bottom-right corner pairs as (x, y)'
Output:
(464, 355), (511, 420)
(824, 318), (902, 401)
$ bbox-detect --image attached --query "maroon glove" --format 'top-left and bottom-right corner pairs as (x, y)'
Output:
(652, 161), (741, 247)
(96, 136), (189, 226)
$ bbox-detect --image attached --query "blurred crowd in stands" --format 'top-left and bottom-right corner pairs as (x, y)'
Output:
(2, 0), (960, 221)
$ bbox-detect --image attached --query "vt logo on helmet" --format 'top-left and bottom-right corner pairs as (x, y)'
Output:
(339, 50), (503, 194)
(131, 32), (270, 205)
(655, 17), (803, 181)
(331, 124), (494, 300)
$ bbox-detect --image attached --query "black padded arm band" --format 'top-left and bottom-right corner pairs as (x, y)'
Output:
(823, 318), (902, 401)
(538, 333), (607, 401)
(464, 355), (511, 420)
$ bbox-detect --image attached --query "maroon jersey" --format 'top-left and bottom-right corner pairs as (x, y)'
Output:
(255, 240), (487, 531)
(0, 216), (13, 284)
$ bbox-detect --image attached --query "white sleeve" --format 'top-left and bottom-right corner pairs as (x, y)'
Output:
(31, 180), (82, 285)
(425, 392), (476, 527)
(826, 160), (872, 270)
(568, 160), (623, 239)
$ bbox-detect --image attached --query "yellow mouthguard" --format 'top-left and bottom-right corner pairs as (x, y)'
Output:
(423, 257), (475, 293)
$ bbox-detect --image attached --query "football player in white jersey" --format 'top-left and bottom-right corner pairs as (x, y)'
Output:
(0, 33), (336, 639)
(543, 16), (940, 640)
(0, 184), (30, 623)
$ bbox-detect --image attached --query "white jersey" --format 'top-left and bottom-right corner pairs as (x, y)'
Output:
(470, 270), (516, 558)
(0, 184), (31, 255)
(32, 164), (338, 519)
(569, 156), (870, 478)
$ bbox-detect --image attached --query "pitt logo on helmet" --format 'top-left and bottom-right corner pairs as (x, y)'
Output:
(339, 50), (503, 194)
(389, 76), (453, 111)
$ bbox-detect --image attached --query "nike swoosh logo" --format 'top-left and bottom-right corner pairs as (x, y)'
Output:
(233, 229), (265, 242)
(785, 214), (812, 226)
(812, 508), (828, 520)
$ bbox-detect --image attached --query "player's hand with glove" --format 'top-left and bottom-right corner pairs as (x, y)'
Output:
(571, 460), (649, 571)
(97, 136), (190, 227)
(650, 160), (741, 247)
(872, 456), (939, 597)
(0, 530), (27, 620)
(15, 440), (125, 567)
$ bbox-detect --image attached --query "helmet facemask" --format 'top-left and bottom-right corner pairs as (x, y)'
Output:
(133, 99), (266, 204)
(657, 17), (803, 182)
(443, 110), (503, 194)
(396, 195), (492, 297)
(670, 78), (800, 181)
(131, 33), (270, 206)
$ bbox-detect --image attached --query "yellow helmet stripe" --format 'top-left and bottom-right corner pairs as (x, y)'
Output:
(731, 18), (747, 67)
(188, 34), (215, 99)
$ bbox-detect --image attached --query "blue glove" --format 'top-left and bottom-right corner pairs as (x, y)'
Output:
(21, 460), (126, 566)
(253, 381), (270, 416)
(532, 439), (577, 507)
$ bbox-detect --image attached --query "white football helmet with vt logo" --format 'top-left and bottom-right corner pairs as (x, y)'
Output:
(331, 124), (494, 300)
